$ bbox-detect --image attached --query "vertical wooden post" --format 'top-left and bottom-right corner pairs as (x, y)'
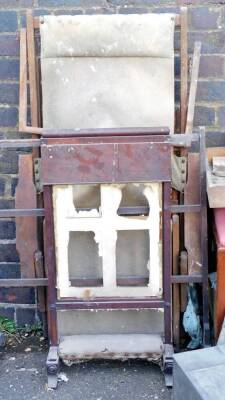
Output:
(172, 214), (180, 349)
(43, 186), (58, 346)
(199, 127), (210, 346)
(19, 28), (27, 132)
(26, 10), (40, 159)
(163, 182), (172, 344)
(180, 7), (188, 133)
(15, 154), (37, 278)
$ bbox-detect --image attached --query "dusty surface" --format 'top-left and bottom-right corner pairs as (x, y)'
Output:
(0, 337), (171, 400)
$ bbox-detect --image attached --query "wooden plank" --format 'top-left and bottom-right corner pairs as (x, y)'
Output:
(180, 7), (188, 133)
(0, 209), (44, 218)
(184, 153), (201, 275)
(170, 204), (201, 213)
(186, 42), (201, 134)
(19, 28), (27, 132)
(26, 10), (38, 128)
(172, 214), (180, 350)
(171, 275), (202, 284)
(180, 250), (188, 313)
(41, 142), (171, 184)
(207, 147), (225, 163)
(26, 11), (41, 159)
(42, 127), (170, 138)
(199, 127), (210, 346)
(15, 154), (38, 278)
(0, 139), (41, 148)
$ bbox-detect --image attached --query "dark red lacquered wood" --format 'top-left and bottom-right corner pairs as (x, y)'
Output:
(43, 186), (58, 346)
(163, 182), (172, 345)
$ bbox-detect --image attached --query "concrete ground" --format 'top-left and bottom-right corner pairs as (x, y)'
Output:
(0, 338), (171, 400)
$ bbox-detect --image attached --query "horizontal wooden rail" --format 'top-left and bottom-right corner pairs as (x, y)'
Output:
(171, 274), (203, 283)
(0, 278), (48, 287)
(170, 204), (201, 213)
(0, 209), (45, 218)
(55, 299), (169, 310)
(0, 139), (41, 148)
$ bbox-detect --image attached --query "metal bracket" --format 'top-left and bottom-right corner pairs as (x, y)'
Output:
(163, 344), (174, 387)
(172, 154), (187, 192)
(46, 346), (59, 389)
(34, 158), (43, 193)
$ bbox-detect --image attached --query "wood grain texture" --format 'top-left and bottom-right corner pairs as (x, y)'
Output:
(180, 7), (188, 133)
(19, 28), (27, 132)
(27, 10), (40, 159)
(186, 42), (201, 135)
(172, 214), (180, 350)
(180, 250), (188, 313)
(15, 154), (38, 278)
(184, 153), (201, 275)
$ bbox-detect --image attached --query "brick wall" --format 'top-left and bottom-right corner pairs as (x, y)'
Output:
(0, 0), (224, 326)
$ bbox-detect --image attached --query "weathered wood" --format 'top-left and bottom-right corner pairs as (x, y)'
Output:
(0, 209), (44, 218)
(27, 10), (40, 159)
(27, 10), (39, 128)
(34, 250), (46, 312)
(207, 147), (225, 163)
(180, 250), (188, 313)
(0, 139), (41, 148)
(186, 42), (201, 135)
(172, 214), (180, 350)
(180, 7), (188, 133)
(15, 154), (38, 278)
(41, 141), (171, 185)
(171, 275), (202, 284)
(170, 204), (201, 213)
(0, 278), (48, 287)
(19, 28), (27, 132)
(184, 153), (201, 275)
(199, 127), (210, 346)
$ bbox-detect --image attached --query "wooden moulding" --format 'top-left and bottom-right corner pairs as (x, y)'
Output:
(15, 154), (38, 278)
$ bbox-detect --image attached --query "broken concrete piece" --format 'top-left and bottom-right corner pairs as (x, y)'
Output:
(212, 157), (225, 177)
(173, 345), (225, 400)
